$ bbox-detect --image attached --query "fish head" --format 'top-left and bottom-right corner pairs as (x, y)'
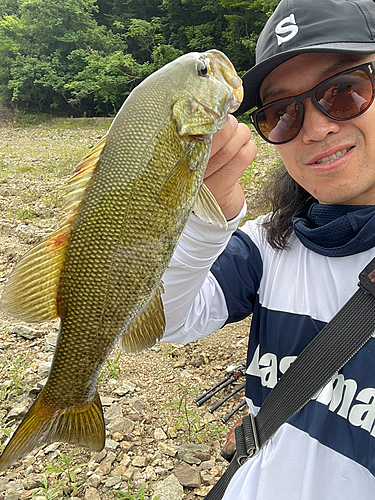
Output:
(167, 50), (243, 139)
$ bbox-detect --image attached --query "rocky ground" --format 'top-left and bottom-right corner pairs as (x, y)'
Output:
(0, 112), (278, 499)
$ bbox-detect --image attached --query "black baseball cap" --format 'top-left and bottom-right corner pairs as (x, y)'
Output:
(234, 0), (375, 116)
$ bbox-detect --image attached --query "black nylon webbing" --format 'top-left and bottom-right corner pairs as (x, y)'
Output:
(205, 259), (375, 500)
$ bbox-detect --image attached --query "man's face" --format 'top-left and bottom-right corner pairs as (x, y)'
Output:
(260, 52), (375, 205)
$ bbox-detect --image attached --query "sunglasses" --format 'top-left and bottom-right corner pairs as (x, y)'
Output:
(249, 61), (375, 145)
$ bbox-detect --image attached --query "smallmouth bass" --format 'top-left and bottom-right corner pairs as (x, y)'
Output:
(0, 50), (243, 471)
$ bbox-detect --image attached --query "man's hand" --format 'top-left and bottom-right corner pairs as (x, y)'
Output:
(204, 114), (257, 221)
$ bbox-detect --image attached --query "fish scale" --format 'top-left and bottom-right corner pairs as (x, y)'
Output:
(0, 49), (243, 472)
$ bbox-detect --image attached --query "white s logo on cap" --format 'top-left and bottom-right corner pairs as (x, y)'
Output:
(275, 14), (299, 46)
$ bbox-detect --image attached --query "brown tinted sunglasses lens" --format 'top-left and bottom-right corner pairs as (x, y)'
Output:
(256, 98), (300, 143)
(315, 69), (374, 119)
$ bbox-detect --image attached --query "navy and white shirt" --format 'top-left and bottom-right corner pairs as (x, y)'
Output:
(161, 202), (375, 500)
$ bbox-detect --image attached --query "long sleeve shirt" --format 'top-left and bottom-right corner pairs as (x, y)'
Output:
(161, 203), (375, 500)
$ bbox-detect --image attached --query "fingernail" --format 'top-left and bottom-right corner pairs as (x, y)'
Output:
(227, 114), (238, 130)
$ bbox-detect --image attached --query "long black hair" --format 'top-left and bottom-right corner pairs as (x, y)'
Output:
(258, 162), (315, 250)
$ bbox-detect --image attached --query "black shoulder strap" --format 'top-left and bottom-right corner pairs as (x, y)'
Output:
(205, 257), (375, 500)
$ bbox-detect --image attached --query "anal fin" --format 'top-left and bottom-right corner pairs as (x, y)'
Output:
(119, 287), (165, 353)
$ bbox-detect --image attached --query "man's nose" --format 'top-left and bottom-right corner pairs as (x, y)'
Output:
(300, 98), (341, 143)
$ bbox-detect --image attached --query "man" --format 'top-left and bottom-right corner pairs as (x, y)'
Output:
(161, 0), (375, 498)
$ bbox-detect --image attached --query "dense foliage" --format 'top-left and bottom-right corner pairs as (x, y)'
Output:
(0, 0), (279, 115)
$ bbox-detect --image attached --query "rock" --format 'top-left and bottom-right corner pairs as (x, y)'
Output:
(0, 477), (9, 491)
(158, 442), (178, 457)
(202, 412), (215, 424)
(173, 357), (186, 368)
(119, 454), (131, 468)
(154, 466), (168, 475)
(93, 449), (107, 463)
(104, 402), (123, 423)
(113, 379), (136, 396)
(9, 325), (42, 340)
(132, 456), (148, 467)
(22, 474), (41, 490)
(30, 360), (42, 372)
(202, 473), (216, 485)
(119, 441), (135, 452)
(151, 452), (162, 465)
(6, 399), (30, 419)
(173, 463), (201, 488)
(153, 474), (184, 500)
(195, 485), (213, 497)
(87, 473), (101, 488)
(180, 452), (201, 465)
(112, 432), (123, 442)
(101, 396), (115, 406)
(104, 475), (121, 488)
(107, 417), (134, 435)
(105, 438), (119, 450)
(200, 459), (215, 471)
(190, 355), (205, 367)
(44, 442), (60, 454)
(95, 451), (116, 475)
(178, 443), (211, 464)
(37, 362), (51, 379)
(111, 463), (127, 477)
(154, 428), (167, 440)
(85, 487), (101, 500)
(24, 465), (34, 477)
(132, 398), (146, 413)
(5, 480), (26, 500)
(22, 456), (36, 468)
(36, 378), (48, 390)
(44, 333), (58, 351)
(144, 465), (157, 481)
(122, 465), (135, 481)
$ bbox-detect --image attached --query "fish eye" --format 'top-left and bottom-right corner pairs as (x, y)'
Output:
(197, 61), (208, 77)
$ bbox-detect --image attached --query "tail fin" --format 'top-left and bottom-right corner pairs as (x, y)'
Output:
(0, 390), (105, 472)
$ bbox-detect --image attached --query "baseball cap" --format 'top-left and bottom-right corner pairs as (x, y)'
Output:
(234, 0), (375, 116)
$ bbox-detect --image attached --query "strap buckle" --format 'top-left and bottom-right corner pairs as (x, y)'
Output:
(248, 413), (260, 457)
(235, 413), (260, 466)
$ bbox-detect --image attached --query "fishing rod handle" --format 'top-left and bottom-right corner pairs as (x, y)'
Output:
(195, 377), (235, 406)
(208, 381), (246, 413)
(222, 399), (247, 423)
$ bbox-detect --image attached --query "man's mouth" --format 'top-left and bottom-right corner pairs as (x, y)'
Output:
(314, 147), (353, 164)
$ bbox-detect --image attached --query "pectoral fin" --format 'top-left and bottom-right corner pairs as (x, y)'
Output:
(156, 150), (196, 208)
(193, 182), (228, 230)
(119, 287), (165, 352)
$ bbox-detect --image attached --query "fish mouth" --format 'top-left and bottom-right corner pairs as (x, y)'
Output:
(207, 49), (244, 112)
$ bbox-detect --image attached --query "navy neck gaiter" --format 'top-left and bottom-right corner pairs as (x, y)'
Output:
(292, 202), (375, 257)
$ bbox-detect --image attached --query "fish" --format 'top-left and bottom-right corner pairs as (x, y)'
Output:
(0, 49), (243, 471)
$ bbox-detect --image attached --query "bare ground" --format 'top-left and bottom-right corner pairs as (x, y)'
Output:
(0, 116), (277, 499)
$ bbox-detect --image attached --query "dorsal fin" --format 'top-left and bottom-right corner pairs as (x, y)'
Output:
(0, 135), (108, 322)
(61, 135), (107, 206)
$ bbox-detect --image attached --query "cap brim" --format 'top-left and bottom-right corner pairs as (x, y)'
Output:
(233, 42), (375, 117)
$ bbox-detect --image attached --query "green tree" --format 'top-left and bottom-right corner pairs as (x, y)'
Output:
(0, 0), (280, 115)
(219, 0), (280, 70)
(0, 0), (123, 112)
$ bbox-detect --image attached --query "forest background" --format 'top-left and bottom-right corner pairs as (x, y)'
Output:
(0, 0), (280, 116)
